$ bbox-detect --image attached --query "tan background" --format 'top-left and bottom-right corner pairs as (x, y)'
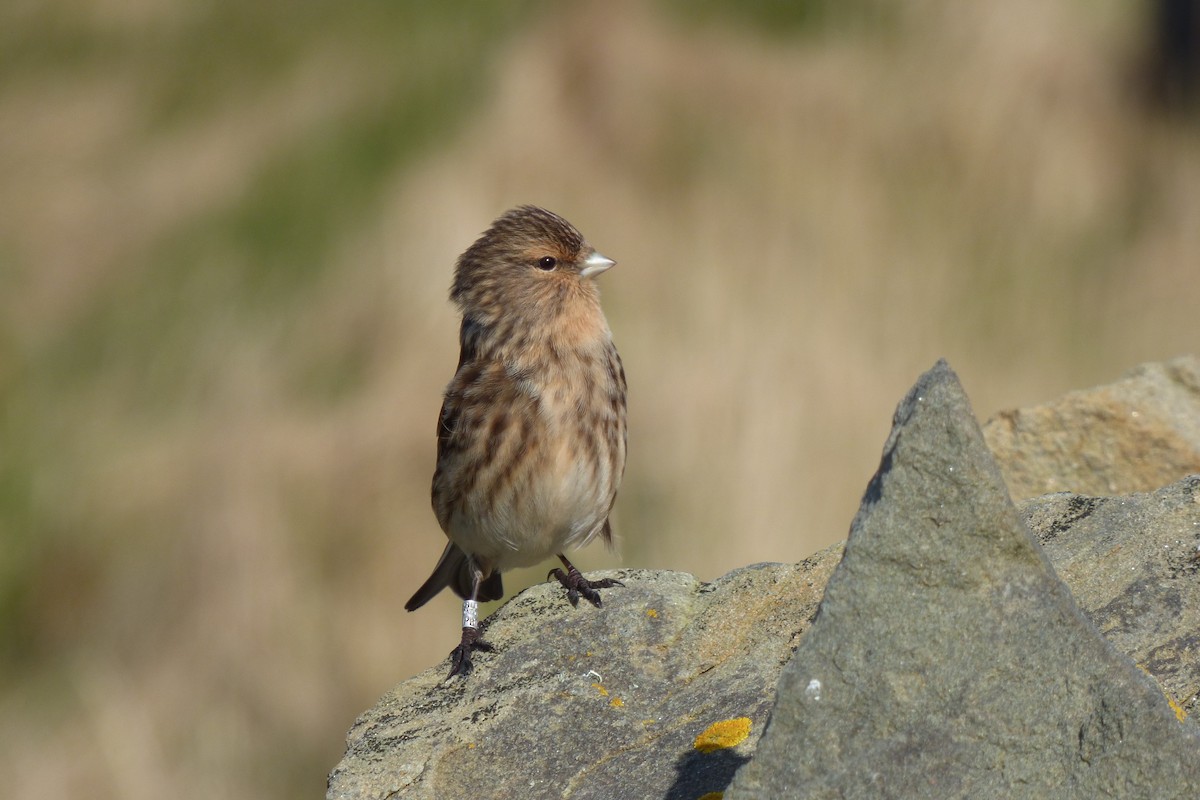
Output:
(2, 1), (1197, 798)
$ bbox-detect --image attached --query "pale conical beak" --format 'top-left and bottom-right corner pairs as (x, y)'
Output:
(579, 251), (616, 278)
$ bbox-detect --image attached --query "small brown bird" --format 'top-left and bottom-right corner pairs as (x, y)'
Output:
(406, 206), (628, 677)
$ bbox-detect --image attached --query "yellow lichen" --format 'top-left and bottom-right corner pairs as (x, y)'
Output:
(646, 608), (659, 618)
(1168, 694), (1188, 722)
(693, 717), (751, 753)
(1139, 664), (1188, 722)
(592, 682), (608, 697)
(696, 792), (724, 800)
(610, 697), (624, 708)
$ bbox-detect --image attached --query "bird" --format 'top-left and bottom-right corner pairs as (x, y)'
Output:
(405, 205), (628, 678)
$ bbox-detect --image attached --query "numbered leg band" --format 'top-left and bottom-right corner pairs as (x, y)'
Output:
(462, 599), (479, 630)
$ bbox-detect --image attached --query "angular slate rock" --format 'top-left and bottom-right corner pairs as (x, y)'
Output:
(727, 360), (1200, 799)
(1022, 476), (1200, 719)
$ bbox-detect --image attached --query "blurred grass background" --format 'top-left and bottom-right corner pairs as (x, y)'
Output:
(1, 0), (1198, 797)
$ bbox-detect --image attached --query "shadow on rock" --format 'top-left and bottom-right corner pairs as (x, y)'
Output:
(664, 747), (749, 800)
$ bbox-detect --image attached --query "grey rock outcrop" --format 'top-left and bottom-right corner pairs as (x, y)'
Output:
(984, 355), (1200, 501)
(1022, 477), (1200, 719)
(726, 361), (1200, 799)
(329, 358), (1200, 800)
(327, 561), (839, 800)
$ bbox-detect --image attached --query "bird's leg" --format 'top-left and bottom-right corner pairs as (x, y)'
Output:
(548, 553), (624, 608)
(448, 564), (495, 678)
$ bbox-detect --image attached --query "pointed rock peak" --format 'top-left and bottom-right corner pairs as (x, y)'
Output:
(862, 359), (1008, 515)
(846, 358), (1046, 589)
(728, 360), (1200, 799)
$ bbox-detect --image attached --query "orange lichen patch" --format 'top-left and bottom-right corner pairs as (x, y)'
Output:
(696, 792), (724, 800)
(646, 608), (659, 618)
(1139, 665), (1188, 721)
(592, 682), (609, 697)
(1168, 694), (1188, 722)
(610, 697), (624, 708)
(693, 717), (751, 753)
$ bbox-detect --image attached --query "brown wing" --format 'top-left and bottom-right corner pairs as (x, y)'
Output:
(430, 316), (503, 533)
(435, 389), (460, 460)
(435, 318), (480, 453)
(431, 376), (470, 532)
(599, 341), (628, 545)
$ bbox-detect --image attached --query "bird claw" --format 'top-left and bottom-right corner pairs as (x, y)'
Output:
(548, 565), (624, 608)
(447, 626), (495, 678)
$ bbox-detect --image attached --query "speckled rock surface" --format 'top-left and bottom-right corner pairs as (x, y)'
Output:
(984, 355), (1200, 501)
(326, 558), (838, 800)
(726, 361), (1200, 799)
(1022, 477), (1200, 719)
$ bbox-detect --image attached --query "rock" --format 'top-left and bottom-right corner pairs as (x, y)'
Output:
(1021, 477), (1200, 719)
(326, 558), (840, 800)
(726, 360), (1200, 799)
(984, 355), (1200, 501)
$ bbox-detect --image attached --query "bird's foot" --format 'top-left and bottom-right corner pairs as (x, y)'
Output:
(548, 565), (624, 608)
(447, 626), (494, 678)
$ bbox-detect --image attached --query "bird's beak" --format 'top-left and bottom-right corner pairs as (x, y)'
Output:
(579, 251), (616, 279)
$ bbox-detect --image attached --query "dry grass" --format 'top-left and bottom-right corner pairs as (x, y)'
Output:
(2, 1), (1198, 798)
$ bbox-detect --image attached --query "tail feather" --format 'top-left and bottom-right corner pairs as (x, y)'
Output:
(405, 542), (504, 611)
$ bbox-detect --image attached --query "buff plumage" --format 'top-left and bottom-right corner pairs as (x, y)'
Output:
(406, 206), (627, 677)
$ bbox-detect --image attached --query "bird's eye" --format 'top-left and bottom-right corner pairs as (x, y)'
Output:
(537, 256), (558, 271)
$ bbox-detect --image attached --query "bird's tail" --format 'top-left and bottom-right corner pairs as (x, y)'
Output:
(404, 542), (504, 611)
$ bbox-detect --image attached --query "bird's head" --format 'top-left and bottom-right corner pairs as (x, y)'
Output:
(451, 206), (616, 329)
